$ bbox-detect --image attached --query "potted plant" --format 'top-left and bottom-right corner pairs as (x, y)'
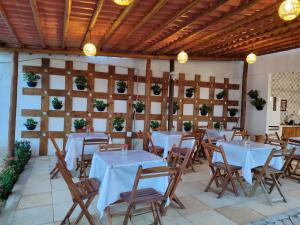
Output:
(185, 87), (194, 98)
(133, 101), (145, 113)
(52, 97), (63, 110)
(199, 104), (211, 116)
(151, 83), (162, 95)
(75, 76), (87, 90)
(247, 90), (259, 99)
(173, 101), (179, 114)
(73, 118), (87, 130)
(23, 72), (40, 87)
(93, 99), (108, 111)
(116, 81), (128, 93)
(228, 108), (238, 116)
(251, 97), (266, 110)
(216, 90), (226, 100)
(214, 122), (221, 129)
(183, 121), (193, 132)
(113, 116), (125, 131)
(24, 118), (38, 130)
(150, 120), (160, 131)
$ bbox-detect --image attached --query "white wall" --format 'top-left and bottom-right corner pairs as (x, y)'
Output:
(0, 52), (243, 156)
(246, 48), (300, 135)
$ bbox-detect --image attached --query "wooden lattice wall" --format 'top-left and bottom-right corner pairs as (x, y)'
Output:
(21, 58), (239, 155)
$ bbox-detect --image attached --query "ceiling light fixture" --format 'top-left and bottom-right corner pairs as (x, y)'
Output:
(246, 52), (257, 64)
(177, 50), (188, 64)
(278, 0), (300, 21)
(113, 0), (134, 6)
(83, 31), (97, 56)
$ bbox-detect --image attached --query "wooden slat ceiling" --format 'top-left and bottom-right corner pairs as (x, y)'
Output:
(0, 0), (299, 59)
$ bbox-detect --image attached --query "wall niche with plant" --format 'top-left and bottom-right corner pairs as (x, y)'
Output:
(248, 90), (266, 111)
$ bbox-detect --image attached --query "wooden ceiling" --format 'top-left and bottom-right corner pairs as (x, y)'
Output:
(0, 0), (299, 60)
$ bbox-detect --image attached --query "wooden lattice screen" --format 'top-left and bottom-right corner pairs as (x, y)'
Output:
(21, 58), (239, 155)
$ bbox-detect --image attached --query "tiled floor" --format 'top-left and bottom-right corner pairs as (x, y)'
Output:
(0, 156), (300, 225)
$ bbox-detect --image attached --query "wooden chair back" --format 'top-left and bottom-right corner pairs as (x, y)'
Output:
(178, 133), (196, 150)
(100, 144), (125, 152)
(265, 138), (287, 149)
(136, 130), (149, 150)
(231, 129), (248, 141)
(49, 135), (65, 162)
(146, 132), (155, 148)
(265, 132), (280, 141)
(82, 137), (109, 157)
(193, 128), (207, 143)
(203, 143), (230, 171)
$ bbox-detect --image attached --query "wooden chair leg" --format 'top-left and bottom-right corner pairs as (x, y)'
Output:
(260, 179), (272, 205)
(235, 171), (247, 196)
(74, 195), (96, 224)
(172, 194), (185, 209)
(77, 199), (97, 225)
(106, 207), (113, 225)
(271, 174), (287, 203)
(248, 175), (260, 197)
(228, 172), (239, 197)
(123, 204), (134, 225)
(218, 175), (230, 198)
(50, 166), (59, 179)
(155, 202), (164, 225)
(61, 202), (78, 225)
(151, 202), (158, 225)
(205, 168), (219, 192)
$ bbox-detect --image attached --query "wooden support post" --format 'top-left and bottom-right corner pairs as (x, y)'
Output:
(144, 59), (151, 134)
(168, 60), (174, 131)
(7, 51), (19, 157)
(240, 61), (248, 130)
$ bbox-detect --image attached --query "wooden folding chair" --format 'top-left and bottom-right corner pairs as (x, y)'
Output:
(249, 147), (296, 205)
(146, 132), (164, 157)
(79, 137), (108, 180)
(100, 143), (125, 152)
(265, 138), (287, 149)
(286, 140), (300, 182)
(231, 129), (248, 141)
(120, 166), (181, 225)
(49, 134), (66, 179)
(136, 130), (149, 150)
(202, 143), (247, 198)
(50, 136), (100, 225)
(193, 128), (207, 161)
(265, 132), (280, 141)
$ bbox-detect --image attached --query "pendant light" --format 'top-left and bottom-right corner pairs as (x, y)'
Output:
(278, 0), (300, 21)
(83, 31), (97, 56)
(177, 50), (188, 64)
(113, 0), (134, 6)
(246, 52), (257, 64)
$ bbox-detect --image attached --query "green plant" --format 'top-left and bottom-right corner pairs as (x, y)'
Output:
(23, 72), (40, 82)
(52, 97), (63, 109)
(247, 90), (259, 99)
(214, 122), (221, 129)
(251, 97), (266, 110)
(185, 87), (195, 97)
(74, 118), (87, 129)
(173, 101), (179, 114)
(199, 104), (211, 116)
(113, 116), (125, 131)
(151, 83), (162, 95)
(24, 118), (38, 130)
(183, 121), (193, 131)
(5, 157), (24, 175)
(133, 101), (145, 113)
(74, 76), (87, 90)
(116, 81), (128, 93)
(150, 120), (160, 130)
(216, 90), (226, 99)
(15, 140), (31, 152)
(228, 108), (238, 116)
(93, 99), (108, 111)
(15, 140), (31, 163)
(0, 166), (18, 200)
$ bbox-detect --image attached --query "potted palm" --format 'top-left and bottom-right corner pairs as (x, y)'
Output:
(216, 90), (226, 100)
(151, 83), (162, 95)
(199, 104), (211, 116)
(247, 90), (259, 99)
(228, 108), (238, 116)
(75, 76), (87, 90)
(113, 116), (125, 131)
(173, 101), (179, 114)
(116, 81), (128, 93)
(24, 118), (38, 130)
(183, 121), (193, 132)
(93, 99), (108, 111)
(150, 120), (160, 131)
(73, 118), (87, 130)
(52, 97), (63, 110)
(185, 87), (194, 98)
(251, 98), (266, 110)
(133, 101), (145, 113)
(23, 72), (40, 87)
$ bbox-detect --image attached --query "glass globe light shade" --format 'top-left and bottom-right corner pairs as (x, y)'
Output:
(177, 50), (188, 64)
(113, 0), (134, 6)
(246, 52), (257, 64)
(83, 43), (97, 56)
(278, 0), (300, 21)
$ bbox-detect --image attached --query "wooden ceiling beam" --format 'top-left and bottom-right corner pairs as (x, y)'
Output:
(156, 0), (261, 55)
(0, 3), (21, 47)
(62, 0), (72, 49)
(98, 0), (140, 49)
(143, 0), (229, 53)
(112, 0), (168, 50)
(80, 0), (105, 48)
(129, 0), (203, 52)
(29, 0), (45, 48)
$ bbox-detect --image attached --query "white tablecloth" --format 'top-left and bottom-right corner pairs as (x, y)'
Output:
(206, 129), (239, 141)
(64, 133), (108, 170)
(89, 150), (168, 217)
(288, 137), (300, 155)
(151, 131), (195, 158)
(213, 140), (283, 184)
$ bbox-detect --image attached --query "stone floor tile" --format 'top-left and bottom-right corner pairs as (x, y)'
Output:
(17, 192), (52, 209)
(175, 195), (211, 216)
(12, 205), (53, 225)
(193, 191), (238, 209)
(52, 190), (72, 205)
(184, 210), (238, 225)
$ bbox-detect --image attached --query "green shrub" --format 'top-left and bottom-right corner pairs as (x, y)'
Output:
(5, 157), (24, 174)
(0, 166), (18, 200)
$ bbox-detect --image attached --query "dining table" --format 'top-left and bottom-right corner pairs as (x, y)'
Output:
(64, 132), (109, 170)
(89, 150), (168, 217)
(288, 137), (300, 155)
(206, 129), (240, 141)
(213, 140), (283, 184)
